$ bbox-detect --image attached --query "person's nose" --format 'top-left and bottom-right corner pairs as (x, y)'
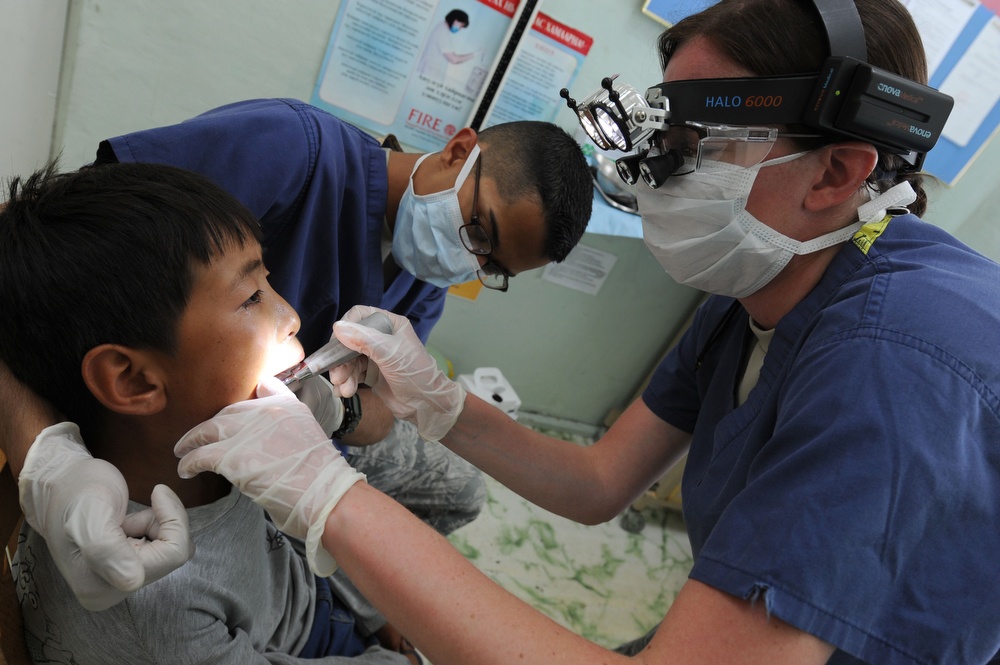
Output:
(275, 293), (301, 340)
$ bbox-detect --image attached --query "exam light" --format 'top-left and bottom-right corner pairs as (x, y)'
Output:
(560, 76), (666, 152)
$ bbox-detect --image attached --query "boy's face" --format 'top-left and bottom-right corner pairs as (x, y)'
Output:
(160, 239), (303, 425)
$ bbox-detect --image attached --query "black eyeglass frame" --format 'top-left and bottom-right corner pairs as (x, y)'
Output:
(458, 158), (509, 292)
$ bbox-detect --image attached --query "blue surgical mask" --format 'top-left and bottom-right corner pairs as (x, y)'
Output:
(450, 24), (461, 33)
(392, 144), (481, 287)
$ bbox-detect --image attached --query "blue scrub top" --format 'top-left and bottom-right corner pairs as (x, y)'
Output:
(643, 214), (1000, 664)
(99, 98), (446, 354)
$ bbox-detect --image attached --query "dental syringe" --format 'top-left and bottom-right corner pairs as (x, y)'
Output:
(276, 312), (393, 391)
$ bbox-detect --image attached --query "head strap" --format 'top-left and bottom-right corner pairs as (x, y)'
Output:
(813, 0), (868, 60)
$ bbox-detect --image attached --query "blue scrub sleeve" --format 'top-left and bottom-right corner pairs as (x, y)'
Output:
(690, 333), (1000, 665)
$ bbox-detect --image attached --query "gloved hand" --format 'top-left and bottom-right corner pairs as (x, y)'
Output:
(18, 423), (194, 611)
(175, 377), (366, 577)
(328, 305), (466, 442)
(293, 375), (343, 438)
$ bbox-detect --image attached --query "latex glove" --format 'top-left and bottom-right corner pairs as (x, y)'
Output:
(18, 423), (194, 611)
(328, 305), (466, 442)
(293, 375), (343, 438)
(175, 377), (366, 577)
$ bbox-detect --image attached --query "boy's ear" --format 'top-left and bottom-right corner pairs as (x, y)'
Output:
(81, 344), (167, 416)
(439, 127), (479, 168)
(804, 141), (879, 212)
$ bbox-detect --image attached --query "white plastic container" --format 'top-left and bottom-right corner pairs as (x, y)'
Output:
(456, 367), (521, 420)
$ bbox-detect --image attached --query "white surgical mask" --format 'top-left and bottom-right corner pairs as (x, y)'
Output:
(392, 145), (481, 287)
(639, 151), (865, 298)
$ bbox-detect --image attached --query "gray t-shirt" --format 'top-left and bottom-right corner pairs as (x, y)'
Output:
(14, 486), (404, 664)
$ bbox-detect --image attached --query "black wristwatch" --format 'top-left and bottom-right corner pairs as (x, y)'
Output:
(331, 393), (362, 439)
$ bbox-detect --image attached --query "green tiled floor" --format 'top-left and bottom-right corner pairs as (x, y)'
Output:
(446, 473), (693, 650)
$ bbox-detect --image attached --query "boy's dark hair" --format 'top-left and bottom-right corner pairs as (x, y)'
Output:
(0, 161), (262, 435)
(478, 121), (592, 263)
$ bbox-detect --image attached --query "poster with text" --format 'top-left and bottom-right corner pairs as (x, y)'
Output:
(312, 0), (520, 151)
(903, 0), (1000, 183)
(479, 12), (593, 129)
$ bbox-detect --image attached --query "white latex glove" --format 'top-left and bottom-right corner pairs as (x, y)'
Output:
(18, 423), (194, 611)
(328, 305), (466, 442)
(174, 377), (365, 577)
(293, 375), (343, 438)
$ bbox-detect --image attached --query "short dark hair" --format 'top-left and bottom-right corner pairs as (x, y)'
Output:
(0, 161), (262, 435)
(478, 121), (592, 262)
(445, 9), (469, 27)
(658, 0), (931, 215)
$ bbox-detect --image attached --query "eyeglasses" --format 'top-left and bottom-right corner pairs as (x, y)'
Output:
(616, 122), (824, 189)
(459, 158), (509, 292)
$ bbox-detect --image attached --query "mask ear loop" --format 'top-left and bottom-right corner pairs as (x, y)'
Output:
(453, 144), (482, 187)
(857, 181), (916, 223)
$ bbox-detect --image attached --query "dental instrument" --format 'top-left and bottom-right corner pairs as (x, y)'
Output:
(276, 312), (393, 391)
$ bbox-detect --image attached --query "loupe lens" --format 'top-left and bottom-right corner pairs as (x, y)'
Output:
(615, 154), (643, 185)
(639, 150), (685, 189)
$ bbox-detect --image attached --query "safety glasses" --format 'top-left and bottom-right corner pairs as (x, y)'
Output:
(616, 122), (824, 189)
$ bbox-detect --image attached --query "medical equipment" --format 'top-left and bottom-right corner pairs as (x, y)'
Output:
(277, 312), (393, 391)
(559, 0), (954, 187)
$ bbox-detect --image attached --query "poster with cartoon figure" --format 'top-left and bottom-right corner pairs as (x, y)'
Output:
(312, 0), (522, 150)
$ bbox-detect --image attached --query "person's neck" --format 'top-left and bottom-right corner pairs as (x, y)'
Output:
(384, 151), (422, 236)
(739, 244), (843, 330)
(90, 415), (231, 507)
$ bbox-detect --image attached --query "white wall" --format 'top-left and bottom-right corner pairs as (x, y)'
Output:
(0, 0), (68, 186)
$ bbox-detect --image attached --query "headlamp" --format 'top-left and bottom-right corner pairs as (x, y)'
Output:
(560, 76), (666, 152)
(560, 0), (954, 187)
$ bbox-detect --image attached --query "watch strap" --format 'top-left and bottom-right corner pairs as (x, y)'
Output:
(331, 393), (362, 439)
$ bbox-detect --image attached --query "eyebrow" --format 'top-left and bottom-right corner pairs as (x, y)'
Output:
(231, 257), (265, 290)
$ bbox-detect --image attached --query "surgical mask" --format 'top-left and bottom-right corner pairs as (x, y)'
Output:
(392, 144), (481, 287)
(450, 24), (461, 33)
(639, 151), (867, 298)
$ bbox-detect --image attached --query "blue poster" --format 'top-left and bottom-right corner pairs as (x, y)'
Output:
(641, 0), (718, 27)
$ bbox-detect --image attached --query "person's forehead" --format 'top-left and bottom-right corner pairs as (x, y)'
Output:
(192, 241), (263, 295)
(663, 36), (753, 83)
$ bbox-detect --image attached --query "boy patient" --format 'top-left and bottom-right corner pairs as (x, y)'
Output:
(1, 162), (416, 664)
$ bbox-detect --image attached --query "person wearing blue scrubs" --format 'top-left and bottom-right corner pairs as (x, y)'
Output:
(0, 98), (593, 609)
